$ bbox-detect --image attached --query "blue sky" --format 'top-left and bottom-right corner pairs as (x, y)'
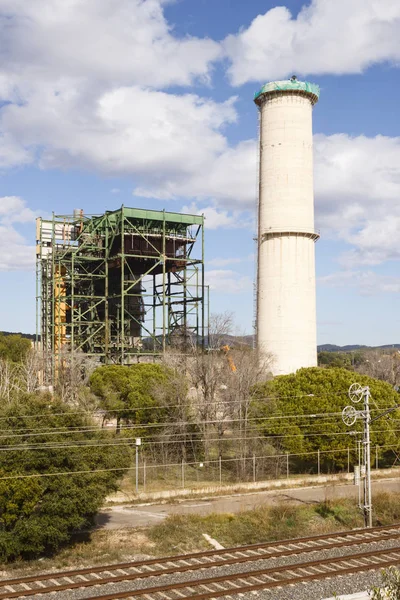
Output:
(1, 0), (400, 345)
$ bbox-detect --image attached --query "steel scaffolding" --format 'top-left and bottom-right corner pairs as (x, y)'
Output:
(36, 206), (207, 382)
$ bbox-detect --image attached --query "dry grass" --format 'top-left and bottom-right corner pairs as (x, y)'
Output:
(0, 529), (154, 579)
(1, 493), (399, 578)
(148, 499), (365, 556)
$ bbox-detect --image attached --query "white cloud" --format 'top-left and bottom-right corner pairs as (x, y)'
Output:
(0, 0), (220, 92)
(0, 0), (230, 195)
(207, 269), (252, 294)
(208, 257), (244, 268)
(1, 0), (400, 261)
(0, 197), (35, 271)
(0, 0), (256, 219)
(313, 134), (400, 266)
(224, 0), (400, 85)
(1, 84), (238, 181)
(181, 202), (253, 230)
(319, 270), (400, 295)
(137, 140), (257, 210)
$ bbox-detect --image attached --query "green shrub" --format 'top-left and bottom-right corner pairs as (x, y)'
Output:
(0, 394), (131, 561)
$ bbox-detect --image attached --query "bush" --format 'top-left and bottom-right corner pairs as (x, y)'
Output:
(0, 393), (131, 561)
(370, 567), (400, 599)
(251, 367), (400, 471)
(0, 334), (31, 363)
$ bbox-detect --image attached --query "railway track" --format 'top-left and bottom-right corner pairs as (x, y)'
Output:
(2, 523), (400, 599)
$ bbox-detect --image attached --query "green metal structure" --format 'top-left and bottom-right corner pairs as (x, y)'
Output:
(36, 206), (207, 383)
(254, 78), (320, 106)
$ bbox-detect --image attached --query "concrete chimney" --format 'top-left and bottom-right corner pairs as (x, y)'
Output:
(254, 78), (320, 375)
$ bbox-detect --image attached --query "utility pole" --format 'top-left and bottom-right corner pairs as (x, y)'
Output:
(343, 387), (400, 527)
(342, 384), (372, 527)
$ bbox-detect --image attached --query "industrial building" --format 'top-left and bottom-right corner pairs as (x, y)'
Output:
(254, 77), (320, 375)
(36, 206), (206, 382)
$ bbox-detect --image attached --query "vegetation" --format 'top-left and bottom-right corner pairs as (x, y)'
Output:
(317, 350), (363, 369)
(0, 393), (130, 561)
(0, 333), (31, 363)
(371, 567), (400, 599)
(149, 492), (400, 555)
(90, 364), (171, 432)
(3, 315), (400, 564)
(251, 367), (400, 471)
(1, 490), (400, 573)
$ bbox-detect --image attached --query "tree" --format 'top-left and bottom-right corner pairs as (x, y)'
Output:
(90, 364), (172, 434)
(55, 348), (98, 407)
(0, 393), (130, 561)
(251, 367), (400, 472)
(0, 334), (31, 363)
(318, 351), (353, 369)
(223, 347), (273, 470)
(152, 353), (202, 463)
(357, 350), (400, 389)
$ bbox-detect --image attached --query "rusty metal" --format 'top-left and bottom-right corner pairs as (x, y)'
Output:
(1, 524), (400, 599)
(83, 547), (400, 600)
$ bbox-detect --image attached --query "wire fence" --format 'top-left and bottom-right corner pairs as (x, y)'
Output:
(127, 444), (400, 494)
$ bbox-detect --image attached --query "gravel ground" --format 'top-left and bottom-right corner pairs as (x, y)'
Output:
(11, 538), (400, 600)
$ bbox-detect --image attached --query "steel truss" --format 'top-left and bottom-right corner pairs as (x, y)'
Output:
(36, 206), (207, 382)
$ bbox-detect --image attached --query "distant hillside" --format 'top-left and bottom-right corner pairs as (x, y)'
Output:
(317, 344), (400, 352)
(0, 331), (36, 341)
(1, 330), (399, 353)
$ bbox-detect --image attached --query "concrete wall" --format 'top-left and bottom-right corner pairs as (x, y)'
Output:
(257, 92), (318, 375)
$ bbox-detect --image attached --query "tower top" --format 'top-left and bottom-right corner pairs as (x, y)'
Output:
(254, 78), (320, 106)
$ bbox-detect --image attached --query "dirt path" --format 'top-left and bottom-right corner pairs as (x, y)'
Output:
(96, 477), (400, 529)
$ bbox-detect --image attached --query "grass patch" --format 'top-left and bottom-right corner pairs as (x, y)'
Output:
(372, 492), (400, 526)
(148, 499), (365, 556)
(1, 492), (400, 578)
(0, 529), (154, 578)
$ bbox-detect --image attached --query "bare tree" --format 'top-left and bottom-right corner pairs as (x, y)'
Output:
(17, 349), (43, 393)
(357, 350), (400, 388)
(0, 359), (19, 404)
(152, 357), (199, 464)
(55, 349), (99, 407)
(208, 311), (234, 350)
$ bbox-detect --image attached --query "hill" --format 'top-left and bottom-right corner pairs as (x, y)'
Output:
(0, 331), (36, 341)
(317, 343), (400, 352)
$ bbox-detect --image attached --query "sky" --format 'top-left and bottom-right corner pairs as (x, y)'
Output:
(1, 0), (400, 346)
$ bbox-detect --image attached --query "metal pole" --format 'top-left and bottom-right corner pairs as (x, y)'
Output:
(286, 452), (289, 479)
(219, 456), (222, 485)
(201, 219), (205, 349)
(357, 440), (361, 509)
(135, 445), (139, 494)
(253, 453), (256, 483)
(181, 459), (185, 489)
(143, 460), (146, 493)
(364, 387), (372, 527)
(347, 447), (350, 474)
(162, 210), (166, 353)
(317, 449), (320, 476)
(376, 445), (379, 470)
(121, 206), (125, 364)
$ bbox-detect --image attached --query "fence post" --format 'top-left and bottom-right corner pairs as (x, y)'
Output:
(219, 456), (222, 485)
(376, 445), (379, 470)
(286, 452), (289, 479)
(143, 460), (146, 493)
(135, 445), (139, 494)
(253, 454), (256, 483)
(181, 459), (185, 489)
(317, 449), (320, 476)
(347, 447), (350, 474)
